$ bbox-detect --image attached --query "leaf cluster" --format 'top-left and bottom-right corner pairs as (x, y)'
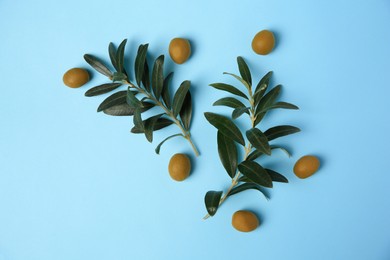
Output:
(204, 57), (300, 217)
(83, 39), (195, 155)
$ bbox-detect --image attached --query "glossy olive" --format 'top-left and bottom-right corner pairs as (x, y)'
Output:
(63, 68), (89, 88)
(169, 38), (191, 64)
(251, 30), (275, 55)
(168, 153), (191, 181)
(294, 155), (320, 179)
(232, 210), (259, 232)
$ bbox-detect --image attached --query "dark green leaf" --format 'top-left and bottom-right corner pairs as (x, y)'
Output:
(162, 72), (173, 109)
(204, 191), (223, 217)
(209, 83), (248, 99)
(126, 87), (143, 108)
(204, 112), (245, 146)
(237, 56), (252, 86)
(133, 108), (143, 131)
(217, 131), (237, 178)
(266, 169), (288, 183)
(152, 55), (164, 99)
(213, 97), (246, 110)
(85, 83), (122, 97)
(223, 72), (250, 90)
(116, 39), (127, 73)
(255, 85), (281, 116)
(134, 44), (149, 86)
(257, 101), (299, 114)
(172, 80), (191, 117)
(142, 59), (150, 91)
(264, 125), (301, 141)
(143, 114), (164, 142)
(238, 161), (273, 188)
(247, 145), (291, 161)
(228, 183), (269, 200)
(112, 72), (127, 82)
(253, 83), (266, 106)
(97, 90), (137, 112)
(232, 107), (250, 119)
(103, 102), (154, 116)
(255, 71), (273, 94)
(108, 42), (118, 71)
(84, 54), (112, 78)
(254, 112), (266, 126)
(155, 133), (183, 154)
(131, 118), (173, 133)
(180, 91), (192, 130)
(246, 128), (271, 155)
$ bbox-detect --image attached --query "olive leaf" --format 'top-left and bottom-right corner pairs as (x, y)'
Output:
(162, 72), (173, 109)
(108, 42), (119, 71)
(142, 59), (150, 91)
(255, 71), (273, 95)
(238, 161), (273, 188)
(143, 113), (164, 142)
(223, 72), (250, 91)
(103, 102), (154, 116)
(172, 80), (191, 117)
(217, 131), (237, 178)
(85, 83), (122, 97)
(264, 125), (301, 141)
(246, 128), (271, 156)
(155, 133), (183, 154)
(237, 56), (252, 86)
(131, 118), (173, 134)
(255, 85), (281, 116)
(210, 83), (248, 99)
(228, 183), (269, 200)
(213, 97), (247, 110)
(204, 112), (245, 146)
(205, 191), (223, 217)
(232, 107), (250, 119)
(84, 54), (113, 78)
(152, 55), (164, 100)
(266, 169), (288, 183)
(134, 44), (149, 86)
(116, 39), (127, 74)
(180, 91), (192, 130)
(97, 90), (137, 112)
(246, 145), (291, 161)
(126, 87), (143, 108)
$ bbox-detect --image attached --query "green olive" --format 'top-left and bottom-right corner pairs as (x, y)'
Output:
(63, 68), (89, 88)
(251, 30), (275, 55)
(294, 155), (320, 179)
(168, 153), (191, 181)
(232, 210), (259, 232)
(169, 38), (191, 64)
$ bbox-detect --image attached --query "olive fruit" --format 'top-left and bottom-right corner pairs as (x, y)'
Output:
(294, 155), (320, 179)
(251, 30), (275, 55)
(168, 153), (191, 181)
(232, 210), (259, 232)
(169, 38), (191, 64)
(63, 68), (90, 88)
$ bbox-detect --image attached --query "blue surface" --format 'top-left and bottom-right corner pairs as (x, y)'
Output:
(1, 0), (390, 259)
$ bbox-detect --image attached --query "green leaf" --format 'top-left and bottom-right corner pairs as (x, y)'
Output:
(142, 59), (150, 91)
(134, 44), (149, 86)
(162, 72), (173, 109)
(255, 71), (273, 94)
(204, 191), (223, 217)
(223, 72), (251, 90)
(204, 112), (245, 146)
(209, 83), (248, 99)
(143, 113), (164, 142)
(133, 108), (144, 131)
(97, 90), (137, 112)
(85, 83), (122, 97)
(253, 83), (267, 106)
(238, 161), (273, 188)
(217, 131), (237, 178)
(108, 42), (118, 71)
(266, 169), (288, 183)
(84, 54), (112, 78)
(172, 80), (191, 117)
(237, 56), (252, 86)
(232, 107), (250, 119)
(228, 183), (269, 200)
(213, 97), (246, 110)
(131, 118), (173, 133)
(126, 87), (143, 108)
(247, 145), (291, 161)
(255, 85), (281, 116)
(264, 125), (301, 141)
(246, 128), (271, 155)
(180, 91), (192, 130)
(254, 112), (266, 126)
(155, 133), (183, 154)
(112, 72), (127, 82)
(103, 102), (154, 116)
(116, 39), (127, 73)
(152, 55), (164, 99)
(257, 101), (299, 114)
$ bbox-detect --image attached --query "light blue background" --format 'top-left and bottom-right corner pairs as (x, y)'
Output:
(1, 0), (390, 259)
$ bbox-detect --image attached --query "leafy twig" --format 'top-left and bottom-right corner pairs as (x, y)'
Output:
(203, 56), (299, 219)
(83, 39), (199, 156)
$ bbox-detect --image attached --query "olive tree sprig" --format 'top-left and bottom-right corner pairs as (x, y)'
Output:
(203, 57), (300, 219)
(83, 39), (199, 156)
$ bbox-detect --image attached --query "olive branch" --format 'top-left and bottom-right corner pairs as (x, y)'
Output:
(82, 39), (199, 156)
(203, 57), (300, 219)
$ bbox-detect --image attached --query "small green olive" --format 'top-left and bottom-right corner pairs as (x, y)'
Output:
(63, 68), (89, 88)
(169, 38), (191, 64)
(232, 210), (259, 232)
(294, 155), (320, 179)
(251, 30), (275, 55)
(168, 153), (191, 181)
